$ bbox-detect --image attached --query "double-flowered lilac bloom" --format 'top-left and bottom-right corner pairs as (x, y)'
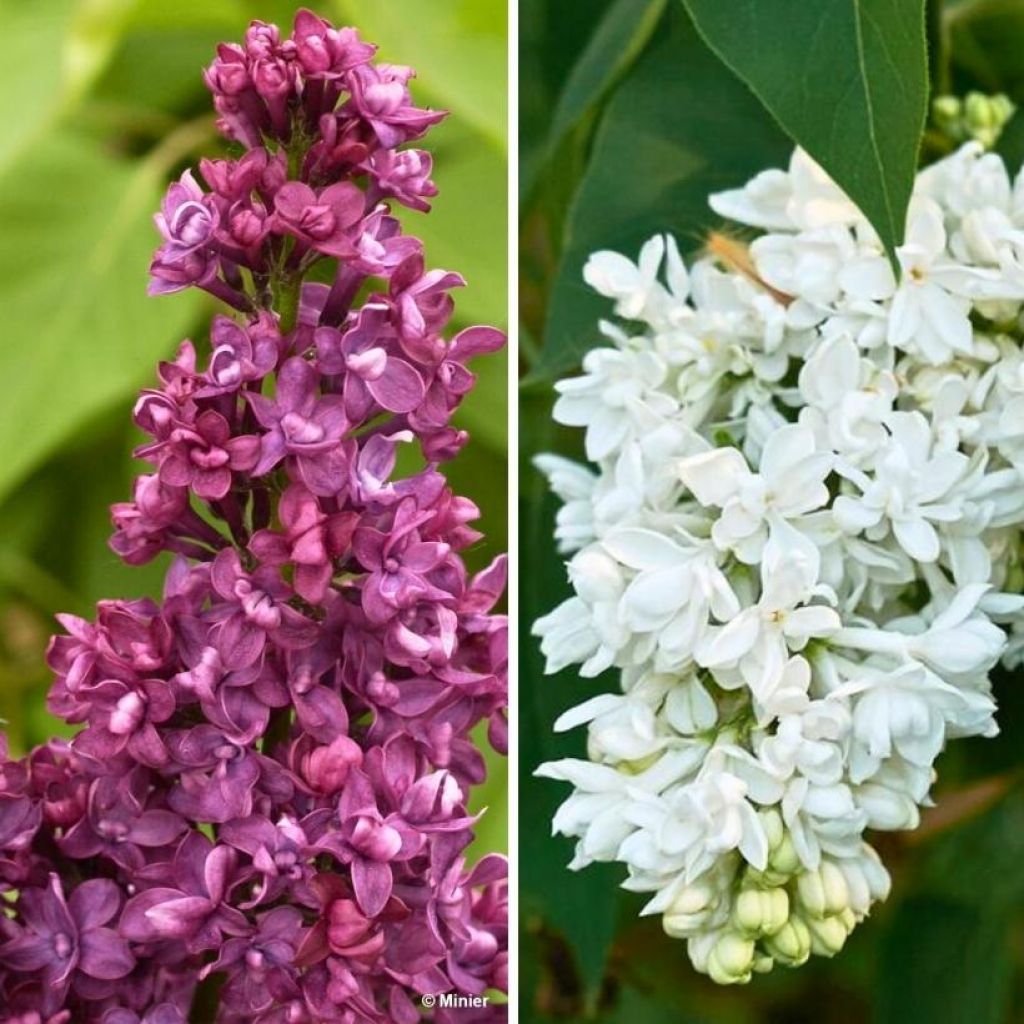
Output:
(0, 12), (507, 1022)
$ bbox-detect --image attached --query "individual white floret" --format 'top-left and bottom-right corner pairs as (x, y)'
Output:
(833, 410), (970, 562)
(553, 344), (678, 461)
(695, 523), (840, 700)
(678, 423), (832, 563)
(537, 747), (706, 869)
(533, 454), (597, 553)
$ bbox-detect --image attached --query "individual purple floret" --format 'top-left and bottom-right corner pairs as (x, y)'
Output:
(0, 11), (507, 1023)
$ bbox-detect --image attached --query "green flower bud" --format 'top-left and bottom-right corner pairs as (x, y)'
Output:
(733, 885), (789, 936)
(765, 886), (790, 934)
(932, 94), (961, 127)
(796, 862), (849, 918)
(759, 808), (785, 852)
(764, 915), (811, 967)
(963, 92), (1016, 147)
(807, 912), (851, 957)
(768, 832), (800, 877)
(965, 92), (996, 129)
(663, 881), (714, 937)
(933, 91), (1015, 149)
(796, 869), (826, 918)
(733, 888), (762, 933)
(707, 933), (756, 985)
(821, 861), (850, 914)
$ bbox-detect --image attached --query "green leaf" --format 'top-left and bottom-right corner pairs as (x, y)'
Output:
(454, 348), (508, 458)
(0, 133), (202, 505)
(64, 0), (144, 109)
(521, 0), (665, 205)
(0, 0), (76, 173)
(518, 392), (620, 1011)
(405, 117), (508, 456)
(92, 27), (222, 117)
(333, 0), (507, 149)
(519, 0), (616, 183)
(413, 121), (507, 332)
(123, 0), (254, 27)
(918, 790), (1024, 907)
(0, 0), (145, 174)
(604, 987), (712, 1024)
(947, 0), (1024, 102)
(996, 109), (1024, 170)
(466, 726), (508, 860)
(876, 898), (1013, 1024)
(548, 0), (666, 145)
(539, 4), (789, 377)
(681, 0), (928, 261)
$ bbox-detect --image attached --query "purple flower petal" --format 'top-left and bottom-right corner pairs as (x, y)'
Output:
(78, 927), (135, 980)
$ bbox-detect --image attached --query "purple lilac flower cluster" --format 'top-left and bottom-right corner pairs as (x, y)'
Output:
(0, 11), (507, 1023)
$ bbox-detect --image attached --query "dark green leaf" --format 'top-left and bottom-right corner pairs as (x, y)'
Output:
(918, 790), (1024, 908)
(947, 0), (1024, 102)
(522, 0), (665, 216)
(520, 0), (616, 161)
(519, 391), (620, 1013)
(548, 0), (667, 146)
(603, 986), (714, 1024)
(996, 109), (1024, 170)
(876, 898), (1012, 1024)
(538, 5), (789, 377)
(681, 0), (928, 261)
(927, 0), (950, 96)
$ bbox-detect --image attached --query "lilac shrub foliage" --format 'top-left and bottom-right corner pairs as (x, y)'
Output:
(0, 12), (508, 1023)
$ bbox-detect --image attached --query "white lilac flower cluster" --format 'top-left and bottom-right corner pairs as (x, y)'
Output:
(534, 142), (1024, 983)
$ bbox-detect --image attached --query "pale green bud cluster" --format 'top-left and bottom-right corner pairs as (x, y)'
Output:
(933, 91), (1016, 149)
(664, 812), (887, 984)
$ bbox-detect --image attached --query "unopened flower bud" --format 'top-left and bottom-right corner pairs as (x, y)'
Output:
(963, 92), (1015, 148)
(733, 885), (789, 936)
(304, 735), (363, 793)
(796, 861), (849, 918)
(806, 911), (852, 957)
(932, 95), (962, 133)
(764, 914), (811, 966)
(767, 831), (800, 878)
(707, 932), (756, 985)
(663, 881), (715, 936)
(759, 808), (784, 852)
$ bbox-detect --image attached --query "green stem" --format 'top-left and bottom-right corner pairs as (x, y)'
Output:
(276, 273), (302, 335)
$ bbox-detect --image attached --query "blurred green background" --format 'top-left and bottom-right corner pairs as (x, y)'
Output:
(0, 0), (507, 857)
(519, 1), (1024, 1022)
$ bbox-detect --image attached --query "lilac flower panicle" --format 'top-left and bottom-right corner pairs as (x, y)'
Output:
(0, 11), (507, 1023)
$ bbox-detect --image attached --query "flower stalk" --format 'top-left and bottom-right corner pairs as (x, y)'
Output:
(0, 11), (507, 1023)
(536, 138), (1024, 983)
